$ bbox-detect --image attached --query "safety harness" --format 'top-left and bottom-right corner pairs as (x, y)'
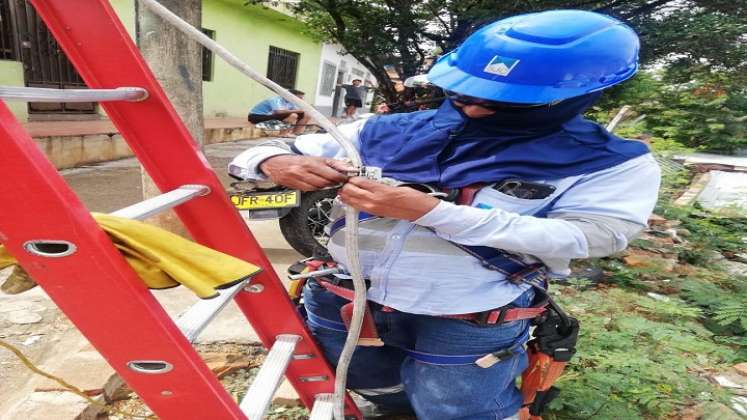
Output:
(291, 185), (580, 419)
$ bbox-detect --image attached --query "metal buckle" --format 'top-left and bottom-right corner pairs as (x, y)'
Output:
(508, 264), (546, 285)
(474, 311), (491, 325)
(475, 306), (511, 325)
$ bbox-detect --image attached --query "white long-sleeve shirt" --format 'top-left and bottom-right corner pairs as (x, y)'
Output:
(229, 120), (661, 315)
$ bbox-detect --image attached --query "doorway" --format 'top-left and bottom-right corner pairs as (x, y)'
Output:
(9, 0), (96, 117)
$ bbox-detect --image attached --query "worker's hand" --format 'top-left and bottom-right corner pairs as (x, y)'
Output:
(260, 155), (353, 191)
(339, 177), (440, 221)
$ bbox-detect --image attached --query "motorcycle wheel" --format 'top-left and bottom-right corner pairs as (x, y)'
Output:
(279, 188), (338, 257)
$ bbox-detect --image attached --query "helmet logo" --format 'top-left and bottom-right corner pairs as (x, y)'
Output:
(483, 55), (520, 76)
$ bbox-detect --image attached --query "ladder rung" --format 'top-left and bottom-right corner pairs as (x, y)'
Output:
(175, 277), (252, 342)
(309, 394), (334, 420)
(110, 184), (210, 220)
(239, 334), (301, 419)
(0, 86), (148, 102)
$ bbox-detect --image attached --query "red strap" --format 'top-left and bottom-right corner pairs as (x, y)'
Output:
(456, 183), (486, 205)
(500, 307), (547, 322)
(318, 280), (355, 301)
(320, 278), (547, 324)
(304, 260), (337, 271)
(444, 306), (546, 324)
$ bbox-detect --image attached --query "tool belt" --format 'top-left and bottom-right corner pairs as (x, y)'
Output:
(312, 277), (547, 325)
(309, 269), (547, 325)
(440, 300), (547, 325)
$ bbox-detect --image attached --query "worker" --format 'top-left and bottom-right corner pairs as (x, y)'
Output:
(230, 10), (660, 419)
(247, 89), (310, 137)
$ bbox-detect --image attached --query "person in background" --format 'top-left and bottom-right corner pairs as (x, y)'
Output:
(248, 89), (309, 137)
(341, 79), (367, 119)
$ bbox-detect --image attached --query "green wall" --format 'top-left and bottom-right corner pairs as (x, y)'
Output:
(202, 0), (321, 117)
(110, 0), (136, 39)
(108, 0), (320, 118)
(3, 0), (321, 122)
(0, 60), (28, 121)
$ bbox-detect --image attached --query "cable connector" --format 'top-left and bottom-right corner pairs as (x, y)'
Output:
(345, 165), (404, 187)
(345, 165), (382, 180)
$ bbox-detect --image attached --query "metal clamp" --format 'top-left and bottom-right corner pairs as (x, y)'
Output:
(288, 267), (342, 280)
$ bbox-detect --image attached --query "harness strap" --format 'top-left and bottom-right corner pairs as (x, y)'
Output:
(328, 211), (541, 279)
(456, 184), (485, 207)
(404, 342), (523, 366)
(306, 309), (348, 332)
(328, 183), (548, 282)
(318, 279), (355, 300)
(441, 306), (547, 324)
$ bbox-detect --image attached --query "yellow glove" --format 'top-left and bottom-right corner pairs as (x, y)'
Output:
(0, 213), (262, 299)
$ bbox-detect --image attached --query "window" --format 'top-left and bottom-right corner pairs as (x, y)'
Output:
(201, 28), (215, 82)
(319, 61), (336, 96)
(267, 46), (299, 89)
(0, 0), (17, 60)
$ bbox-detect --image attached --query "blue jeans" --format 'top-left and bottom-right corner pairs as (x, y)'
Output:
(303, 280), (533, 419)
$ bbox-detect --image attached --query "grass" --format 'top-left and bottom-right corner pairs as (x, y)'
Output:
(544, 163), (747, 419)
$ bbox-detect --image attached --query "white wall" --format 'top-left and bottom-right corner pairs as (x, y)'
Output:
(314, 44), (376, 117)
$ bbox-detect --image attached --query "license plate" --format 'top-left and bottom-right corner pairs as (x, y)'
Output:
(230, 190), (300, 210)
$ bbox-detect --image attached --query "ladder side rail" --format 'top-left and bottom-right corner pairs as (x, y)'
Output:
(30, 0), (361, 416)
(0, 101), (245, 420)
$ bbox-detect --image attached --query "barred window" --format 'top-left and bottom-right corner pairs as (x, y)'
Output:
(319, 61), (336, 96)
(201, 28), (214, 82)
(0, 0), (17, 60)
(267, 46), (299, 89)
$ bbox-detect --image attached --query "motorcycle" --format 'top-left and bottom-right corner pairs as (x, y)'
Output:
(227, 177), (337, 257)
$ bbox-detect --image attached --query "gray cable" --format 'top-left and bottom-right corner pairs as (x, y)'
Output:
(138, 1), (366, 418)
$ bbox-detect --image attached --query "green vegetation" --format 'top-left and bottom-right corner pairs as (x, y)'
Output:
(591, 71), (747, 153)
(547, 165), (747, 419)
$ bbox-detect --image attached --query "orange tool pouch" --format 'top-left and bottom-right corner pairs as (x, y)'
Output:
(519, 313), (579, 420)
(317, 279), (384, 347)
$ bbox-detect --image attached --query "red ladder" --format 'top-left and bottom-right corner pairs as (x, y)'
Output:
(0, 0), (359, 418)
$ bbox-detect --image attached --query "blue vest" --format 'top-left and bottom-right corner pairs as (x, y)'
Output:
(358, 97), (650, 189)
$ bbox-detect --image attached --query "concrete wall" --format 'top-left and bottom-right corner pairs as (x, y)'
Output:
(0, 60), (29, 121)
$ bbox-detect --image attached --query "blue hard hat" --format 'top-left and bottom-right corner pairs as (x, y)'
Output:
(427, 10), (639, 104)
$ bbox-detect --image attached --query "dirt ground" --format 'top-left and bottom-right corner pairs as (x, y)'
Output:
(0, 138), (307, 419)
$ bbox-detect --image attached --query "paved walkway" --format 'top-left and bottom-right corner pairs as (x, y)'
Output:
(22, 117), (251, 137)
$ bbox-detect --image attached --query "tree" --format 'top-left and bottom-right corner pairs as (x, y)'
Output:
(136, 0), (204, 234)
(252, 1), (746, 102)
(253, 0), (745, 151)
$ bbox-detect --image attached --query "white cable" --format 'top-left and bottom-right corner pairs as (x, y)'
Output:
(138, 1), (366, 418)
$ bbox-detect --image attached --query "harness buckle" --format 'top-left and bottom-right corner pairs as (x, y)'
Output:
(508, 264), (547, 285)
(477, 307), (508, 325)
